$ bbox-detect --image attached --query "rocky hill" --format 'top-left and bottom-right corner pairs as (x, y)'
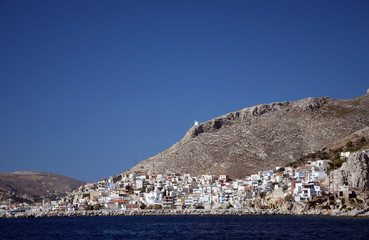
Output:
(0, 171), (85, 197)
(124, 92), (369, 178)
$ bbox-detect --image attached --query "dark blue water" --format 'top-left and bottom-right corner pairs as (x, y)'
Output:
(1, 215), (369, 239)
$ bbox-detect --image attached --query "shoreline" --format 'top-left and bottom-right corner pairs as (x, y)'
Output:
(2, 208), (369, 219)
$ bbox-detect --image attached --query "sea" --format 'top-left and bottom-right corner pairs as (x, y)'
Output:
(1, 215), (369, 239)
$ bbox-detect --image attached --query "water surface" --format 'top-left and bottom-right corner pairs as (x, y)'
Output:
(1, 215), (368, 239)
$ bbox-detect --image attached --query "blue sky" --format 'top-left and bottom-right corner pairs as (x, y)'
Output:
(1, 0), (368, 182)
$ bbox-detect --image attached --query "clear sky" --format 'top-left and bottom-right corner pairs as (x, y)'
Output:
(1, 0), (368, 182)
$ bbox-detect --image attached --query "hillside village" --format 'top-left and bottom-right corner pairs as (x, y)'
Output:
(2, 93), (369, 216)
(3, 147), (369, 215)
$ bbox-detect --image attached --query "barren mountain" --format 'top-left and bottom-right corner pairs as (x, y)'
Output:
(124, 91), (369, 178)
(0, 171), (85, 197)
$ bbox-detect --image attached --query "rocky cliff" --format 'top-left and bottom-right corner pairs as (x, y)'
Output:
(329, 152), (369, 192)
(124, 92), (369, 178)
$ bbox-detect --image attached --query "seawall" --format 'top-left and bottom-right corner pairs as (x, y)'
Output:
(1, 207), (369, 219)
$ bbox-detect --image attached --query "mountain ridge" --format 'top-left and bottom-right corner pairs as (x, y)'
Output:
(124, 92), (369, 178)
(0, 171), (85, 197)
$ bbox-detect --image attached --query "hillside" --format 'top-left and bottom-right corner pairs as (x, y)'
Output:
(324, 126), (369, 152)
(0, 171), (85, 197)
(124, 92), (369, 178)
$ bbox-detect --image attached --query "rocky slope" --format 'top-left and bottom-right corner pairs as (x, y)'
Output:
(324, 126), (369, 152)
(124, 92), (369, 178)
(0, 171), (85, 197)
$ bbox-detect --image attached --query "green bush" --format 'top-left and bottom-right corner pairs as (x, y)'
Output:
(346, 141), (353, 148)
(140, 204), (147, 210)
(284, 194), (293, 202)
(93, 204), (101, 210)
(125, 185), (134, 194)
(322, 204), (330, 210)
(328, 159), (344, 171)
(308, 201), (317, 209)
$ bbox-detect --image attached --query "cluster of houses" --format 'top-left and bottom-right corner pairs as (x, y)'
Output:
(4, 149), (367, 212)
(37, 159), (334, 211)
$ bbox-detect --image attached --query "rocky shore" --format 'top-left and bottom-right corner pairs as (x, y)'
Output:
(2, 207), (369, 219)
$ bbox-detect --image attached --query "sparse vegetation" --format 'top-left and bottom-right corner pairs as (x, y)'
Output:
(285, 136), (368, 171)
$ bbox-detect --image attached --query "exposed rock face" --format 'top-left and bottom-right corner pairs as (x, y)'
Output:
(329, 152), (369, 191)
(124, 94), (369, 178)
(0, 171), (85, 197)
(282, 201), (309, 214)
